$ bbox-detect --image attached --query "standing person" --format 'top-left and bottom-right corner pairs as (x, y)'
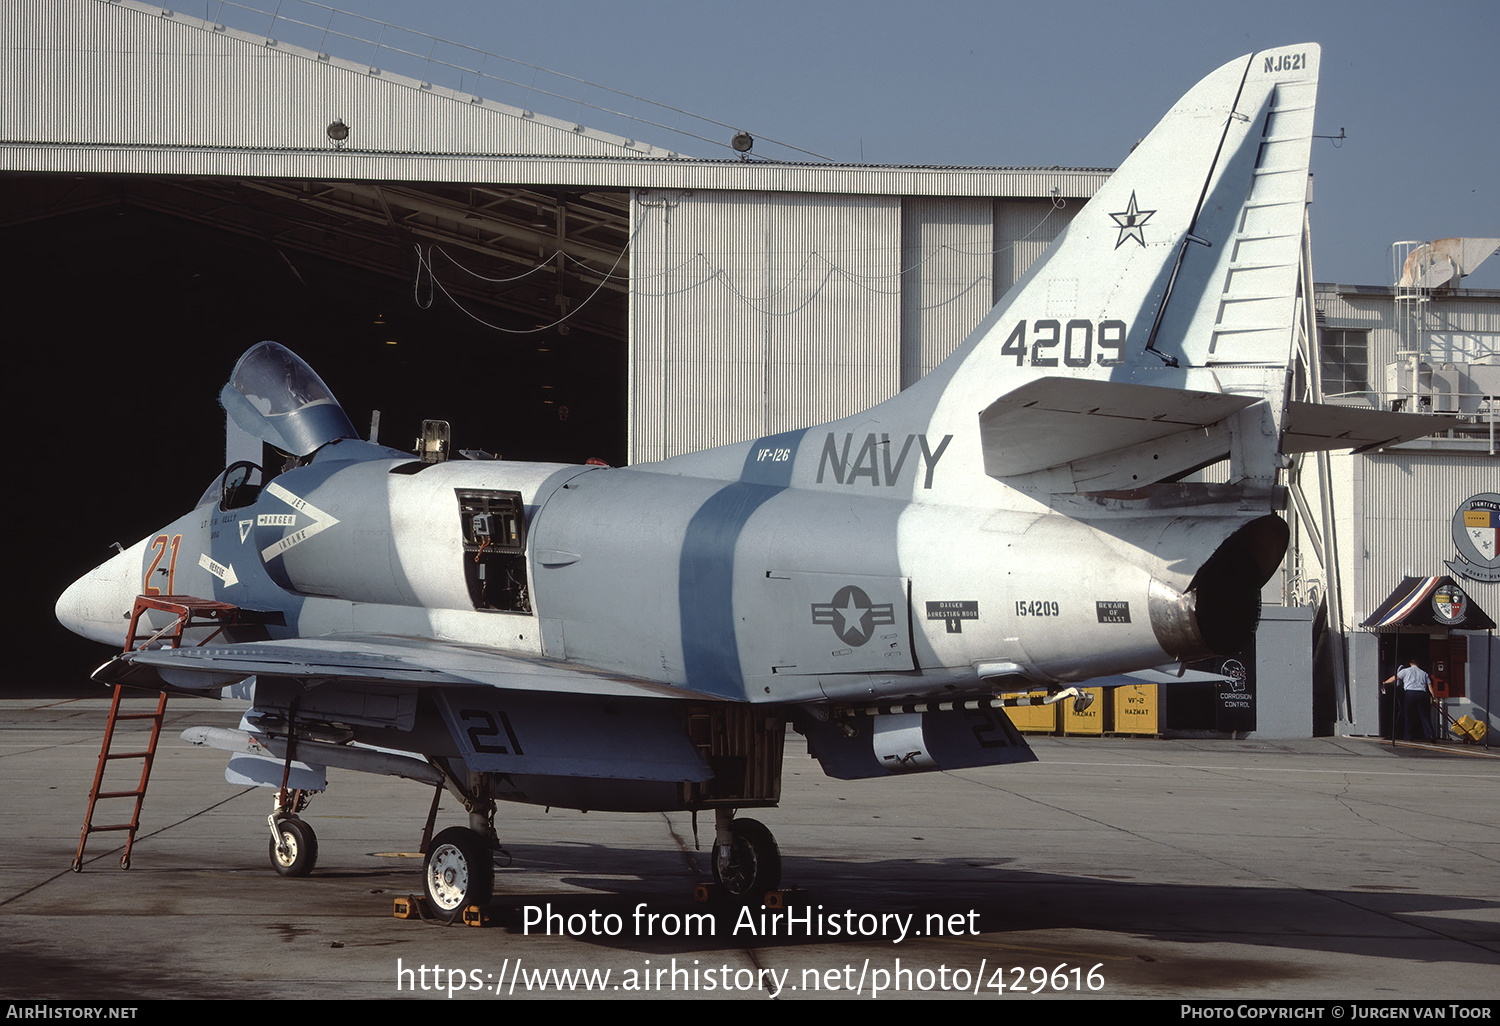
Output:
(1383, 660), (1436, 740)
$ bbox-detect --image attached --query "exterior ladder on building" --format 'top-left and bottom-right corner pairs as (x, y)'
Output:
(71, 595), (240, 872)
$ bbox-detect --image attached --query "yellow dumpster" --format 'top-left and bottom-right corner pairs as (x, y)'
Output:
(1061, 687), (1105, 735)
(1003, 692), (1057, 734)
(1112, 684), (1159, 735)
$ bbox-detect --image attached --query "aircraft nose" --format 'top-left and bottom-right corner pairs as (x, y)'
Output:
(56, 537), (148, 648)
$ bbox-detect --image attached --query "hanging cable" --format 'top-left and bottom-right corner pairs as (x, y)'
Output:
(413, 224), (638, 335)
(413, 246), (434, 309)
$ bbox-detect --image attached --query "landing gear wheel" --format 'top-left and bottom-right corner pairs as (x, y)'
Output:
(424, 826), (494, 922)
(269, 816), (318, 877)
(712, 817), (781, 903)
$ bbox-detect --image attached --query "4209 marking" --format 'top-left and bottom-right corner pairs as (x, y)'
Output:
(1000, 319), (1126, 367)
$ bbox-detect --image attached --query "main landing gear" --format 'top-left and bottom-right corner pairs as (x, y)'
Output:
(422, 826), (495, 922)
(420, 771), (502, 923)
(712, 809), (782, 903)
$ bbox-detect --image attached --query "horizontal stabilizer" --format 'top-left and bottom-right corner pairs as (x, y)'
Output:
(1280, 401), (1462, 453)
(979, 378), (1254, 480)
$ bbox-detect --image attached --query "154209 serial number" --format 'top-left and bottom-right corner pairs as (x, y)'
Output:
(1015, 600), (1060, 617)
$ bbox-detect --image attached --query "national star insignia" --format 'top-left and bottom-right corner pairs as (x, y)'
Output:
(1109, 191), (1156, 249)
(811, 585), (896, 648)
(835, 592), (871, 642)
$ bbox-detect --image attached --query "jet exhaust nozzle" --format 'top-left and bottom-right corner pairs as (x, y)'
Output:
(1149, 515), (1290, 661)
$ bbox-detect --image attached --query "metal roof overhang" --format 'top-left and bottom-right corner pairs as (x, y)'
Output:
(0, 140), (1110, 198)
(0, 146), (1108, 344)
(3, 0), (1110, 345)
(1360, 576), (1496, 632)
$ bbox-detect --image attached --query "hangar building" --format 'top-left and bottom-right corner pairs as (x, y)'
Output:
(2, 0), (1107, 467)
(1307, 266), (1498, 741)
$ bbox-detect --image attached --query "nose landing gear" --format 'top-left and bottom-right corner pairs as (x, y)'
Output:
(712, 811), (782, 904)
(269, 815), (318, 877)
(267, 790), (318, 877)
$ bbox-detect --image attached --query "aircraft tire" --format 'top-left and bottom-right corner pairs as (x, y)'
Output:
(712, 817), (781, 902)
(268, 816), (318, 877)
(423, 826), (494, 922)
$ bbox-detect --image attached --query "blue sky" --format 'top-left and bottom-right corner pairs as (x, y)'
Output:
(213, 0), (1498, 288)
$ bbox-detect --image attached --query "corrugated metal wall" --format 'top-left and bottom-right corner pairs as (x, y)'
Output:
(3, 0), (1113, 197)
(1317, 285), (1500, 396)
(994, 197), (1077, 305)
(1344, 452), (1499, 732)
(630, 189), (903, 461)
(1355, 455), (1499, 618)
(1, 0), (668, 161)
(899, 197), (992, 387)
(629, 193), (1083, 462)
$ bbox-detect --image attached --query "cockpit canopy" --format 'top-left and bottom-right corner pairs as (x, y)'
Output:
(219, 342), (358, 457)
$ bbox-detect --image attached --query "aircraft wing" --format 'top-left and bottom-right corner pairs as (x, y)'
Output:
(101, 636), (726, 788)
(94, 634), (722, 702)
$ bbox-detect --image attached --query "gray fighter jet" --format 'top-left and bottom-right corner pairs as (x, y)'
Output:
(56, 43), (1443, 918)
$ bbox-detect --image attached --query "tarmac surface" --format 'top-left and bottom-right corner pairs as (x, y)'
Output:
(2, 693), (1497, 1001)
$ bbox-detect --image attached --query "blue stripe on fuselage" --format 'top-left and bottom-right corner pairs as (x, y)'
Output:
(678, 429), (807, 698)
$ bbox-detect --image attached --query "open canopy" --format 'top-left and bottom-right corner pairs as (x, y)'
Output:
(219, 342), (358, 457)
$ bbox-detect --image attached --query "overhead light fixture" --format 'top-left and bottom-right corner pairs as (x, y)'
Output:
(731, 131), (754, 155)
(327, 118), (350, 148)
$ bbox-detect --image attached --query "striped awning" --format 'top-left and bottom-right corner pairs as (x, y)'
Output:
(1360, 576), (1495, 631)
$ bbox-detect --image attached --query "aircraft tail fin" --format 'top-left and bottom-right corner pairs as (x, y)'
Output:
(882, 45), (1326, 497)
(677, 46), (1445, 500)
(966, 44), (1321, 383)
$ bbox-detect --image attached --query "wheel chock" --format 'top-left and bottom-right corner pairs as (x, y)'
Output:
(394, 894), (492, 925)
(762, 887), (802, 909)
(695, 882), (801, 906)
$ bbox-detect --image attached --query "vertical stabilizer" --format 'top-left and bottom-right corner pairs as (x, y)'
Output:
(657, 47), (1325, 502)
(939, 45), (1319, 392)
(841, 45), (1322, 499)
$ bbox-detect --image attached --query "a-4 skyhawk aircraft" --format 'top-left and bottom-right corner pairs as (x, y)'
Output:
(57, 43), (1445, 919)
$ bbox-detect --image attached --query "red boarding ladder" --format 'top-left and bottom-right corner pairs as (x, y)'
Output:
(72, 595), (240, 871)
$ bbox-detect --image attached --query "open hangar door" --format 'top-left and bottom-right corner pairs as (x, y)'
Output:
(4, 172), (631, 689)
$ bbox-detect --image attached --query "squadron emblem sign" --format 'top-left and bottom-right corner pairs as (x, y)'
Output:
(1432, 581), (1468, 625)
(1447, 493), (1500, 583)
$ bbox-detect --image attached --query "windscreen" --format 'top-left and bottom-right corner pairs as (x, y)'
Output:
(219, 342), (358, 457)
